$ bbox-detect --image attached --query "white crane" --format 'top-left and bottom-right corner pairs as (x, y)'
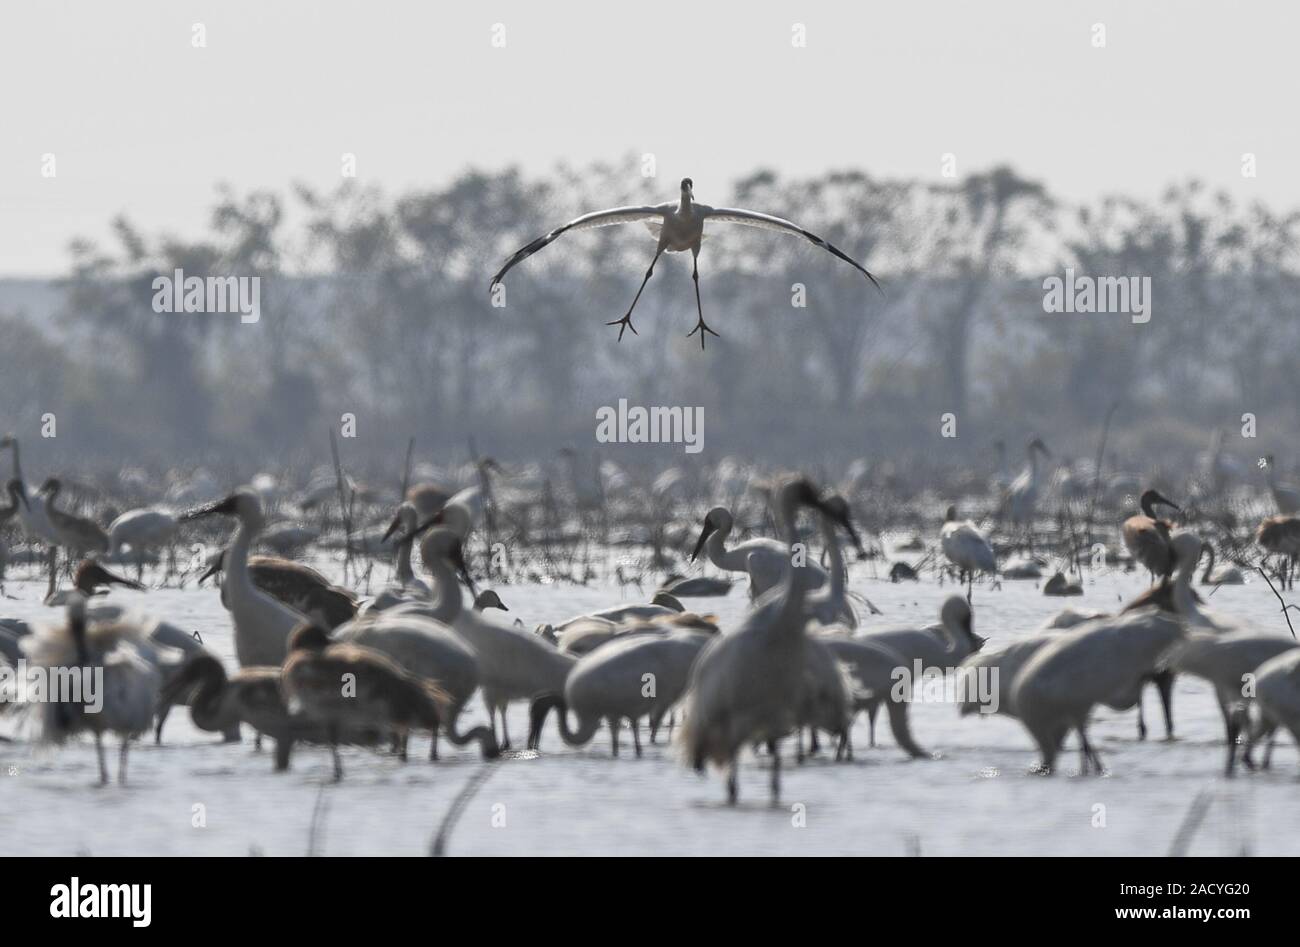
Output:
(39, 478), (108, 558)
(691, 505), (827, 600)
(1012, 609), (1184, 774)
(413, 525), (575, 750)
(1200, 544), (1244, 586)
(1167, 630), (1298, 773)
(818, 633), (928, 758)
(180, 488), (310, 666)
(370, 501), (431, 606)
(940, 505), (997, 604)
(805, 495), (865, 628)
(106, 507), (178, 580)
(1003, 437), (1051, 536)
(855, 596), (985, 746)
(527, 627), (714, 756)
(490, 178), (881, 349)
(1246, 648), (1300, 772)
(677, 476), (847, 804)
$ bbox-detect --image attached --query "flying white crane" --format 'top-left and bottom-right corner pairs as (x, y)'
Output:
(490, 178), (881, 349)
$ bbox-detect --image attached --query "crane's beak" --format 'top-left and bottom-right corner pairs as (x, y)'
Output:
(382, 512), (405, 544)
(180, 495), (238, 521)
(399, 509), (446, 544)
(690, 518), (717, 563)
(99, 565), (146, 591)
(198, 559), (223, 585)
(1152, 491), (1181, 513)
(818, 500), (867, 560)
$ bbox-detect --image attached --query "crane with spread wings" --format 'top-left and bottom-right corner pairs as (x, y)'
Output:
(489, 178), (881, 349)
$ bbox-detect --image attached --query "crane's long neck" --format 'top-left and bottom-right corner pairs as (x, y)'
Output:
(424, 554), (464, 625)
(705, 516), (750, 574)
(774, 490), (813, 632)
(811, 514), (845, 609)
(189, 669), (235, 733)
(1200, 544), (1216, 584)
(8, 439), (23, 489)
(554, 703), (602, 747)
(224, 511), (261, 607)
(1172, 549), (1203, 622)
(394, 536), (414, 584)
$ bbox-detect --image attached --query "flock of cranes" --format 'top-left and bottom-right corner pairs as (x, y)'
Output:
(3, 430), (1300, 814)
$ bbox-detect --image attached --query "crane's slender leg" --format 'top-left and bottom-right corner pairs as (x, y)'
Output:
(768, 740), (781, 803)
(95, 733), (109, 786)
(607, 243), (665, 341)
(1155, 671), (1175, 740)
(329, 724), (343, 782)
(119, 739), (130, 785)
(685, 247), (719, 349)
(631, 719), (642, 758)
(498, 703), (511, 752)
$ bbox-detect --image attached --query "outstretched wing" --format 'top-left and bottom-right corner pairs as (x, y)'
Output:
(701, 206), (882, 291)
(489, 204), (671, 290)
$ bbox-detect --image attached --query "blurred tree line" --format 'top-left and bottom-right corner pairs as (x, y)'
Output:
(3, 157), (1298, 479)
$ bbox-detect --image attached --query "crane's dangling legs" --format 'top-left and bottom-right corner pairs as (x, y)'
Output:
(608, 243), (665, 341)
(685, 247), (719, 350)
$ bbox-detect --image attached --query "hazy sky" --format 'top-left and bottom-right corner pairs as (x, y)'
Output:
(2, 0), (1294, 275)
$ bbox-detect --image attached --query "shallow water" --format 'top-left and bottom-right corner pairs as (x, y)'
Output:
(2, 553), (1296, 856)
